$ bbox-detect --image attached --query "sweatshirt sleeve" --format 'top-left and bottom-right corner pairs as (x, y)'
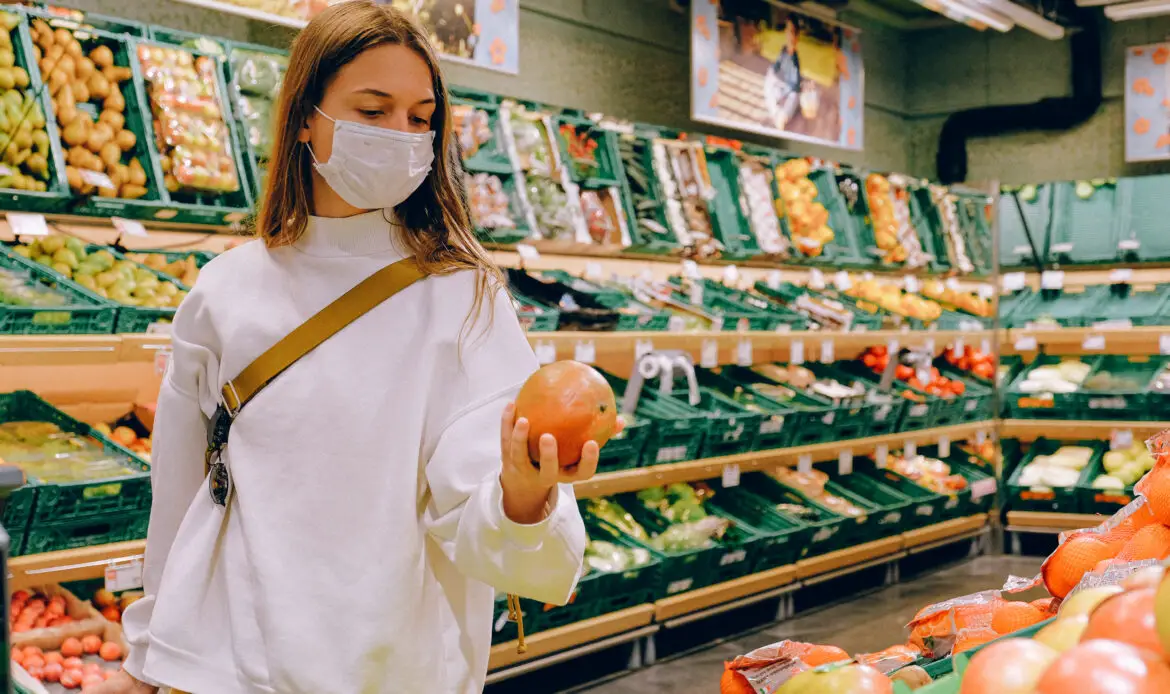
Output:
(423, 278), (586, 606)
(121, 301), (220, 684)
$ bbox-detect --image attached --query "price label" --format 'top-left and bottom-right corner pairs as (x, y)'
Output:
(1001, 272), (1026, 292)
(904, 440), (917, 458)
(938, 436), (951, 458)
(766, 270), (782, 290)
(875, 444), (889, 469)
(635, 339), (655, 360)
(112, 216), (149, 238)
(819, 339), (834, 364)
(1160, 335), (1170, 356)
(790, 339), (804, 365)
(682, 259), (701, 279)
(944, 277), (961, 291)
(797, 454), (813, 474)
(838, 449), (853, 475)
(980, 338), (991, 355)
(722, 265), (740, 285)
(808, 268), (826, 290)
(951, 337), (965, 360)
(924, 337), (936, 355)
(515, 243), (540, 261)
(1111, 429), (1134, 451)
(975, 429), (987, 445)
(976, 284), (995, 299)
(722, 463), (741, 488)
(154, 346), (172, 376)
(736, 338), (753, 366)
(1014, 335), (1037, 351)
(887, 339), (900, 356)
(833, 271), (852, 291)
(584, 261), (604, 282)
(1082, 334), (1106, 351)
(639, 267), (654, 283)
(105, 557), (144, 592)
(902, 275), (920, 293)
(574, 340), (596, 364)
(1040, 271), (1065, 290)
(701, 339), (719, 368)
(534, 341), (556, 365)
(1109, 268), (1134, 283)
(79, 169), (114, 190)
(6, 212), (48, 237)
(1119, 239), (1141, 251)
(971, 477), (997, 501)
(1050, 242), (1074, 254)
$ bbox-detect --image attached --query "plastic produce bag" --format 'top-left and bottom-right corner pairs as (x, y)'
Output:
(232, 48), (286, 98)
(722, 640), (852, 693)
(906, 589), (1003, 659)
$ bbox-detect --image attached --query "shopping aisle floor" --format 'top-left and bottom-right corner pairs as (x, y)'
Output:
(585, 555), (1043, 694)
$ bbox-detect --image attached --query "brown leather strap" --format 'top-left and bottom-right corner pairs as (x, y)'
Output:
(221, 258), (426, 413)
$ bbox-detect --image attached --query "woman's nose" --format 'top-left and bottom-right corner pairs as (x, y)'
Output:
(386, 110), (411, 133)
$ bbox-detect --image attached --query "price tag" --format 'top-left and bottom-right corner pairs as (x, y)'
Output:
(790, 339), (804, 365)
(0, 165), (12, 176)
(887, 338), (900, 356)
(1109, 268), (1134, 283)
(534, 341), (556, 365)
(154, 346), (172, 376)
(722, 463), (741, 488)
(766, 270), (782, 290)
(1162, 335), (1170, 356)
(1119, 239), (1141, 251)
(736, 338), (753, 366)
(105, 557), (144, 592)
(1001, 272), (1026, 292)
(875, 444), (889, 469)
(112, 216), (148, 238)
(635, 339), (654, 360)
(797, 454), (813, 474)
(701, 339), (719, 368)
(976, 284), (995, 299)
(944, 277), (961, 291)
(722, 264), (740, 285)
(516, 243), (540, 261)
(904, 440), (917, 458)
(837, 449), (853, 475)
(819, 339), (834, 364)
(938, 436), (951, 458)
(640, 267), (654, 283)
(951, 337), (965, 360)
(902, 275), (920, 293)
(1082, 334), (1106, 351)
(689, 282), (704, 306)
(6, 212), (48, 237)
(975, 429), (987, 445)
(584, 261), (604, 282)
(980, 337), (991, 355)
(808, 268), (826, 290)
(1111, 429), (1134, 451)
(833, 271), (852, 291)
(79, 169), (114, 190)
(924, 337), (936, 355)
(1014, 335), (1037, 351)
(1050, 242), (1073, 254)
(1040, 271), (1065, 290)
(862, 272), (874, 281)
(682, 259), (701, 279)
(574, 340), (596, 364)
(146, 322), (172, 336)
(971, 477), (997, 501)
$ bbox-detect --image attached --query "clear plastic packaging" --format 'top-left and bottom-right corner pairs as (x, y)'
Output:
(465, 173), (516, 230)
(452, 104), (493, 158)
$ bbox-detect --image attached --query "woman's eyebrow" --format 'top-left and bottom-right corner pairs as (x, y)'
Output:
(354, 88), (436, 106)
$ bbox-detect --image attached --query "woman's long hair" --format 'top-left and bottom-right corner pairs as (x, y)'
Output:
(256, 1), (500, 328)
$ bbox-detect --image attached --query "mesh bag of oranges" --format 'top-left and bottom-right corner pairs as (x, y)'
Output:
(906, 589), (1003, 659)
(720, 639), (853, 693)
(854, 643), (922, 674)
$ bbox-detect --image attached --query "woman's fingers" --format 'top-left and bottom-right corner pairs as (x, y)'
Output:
(500, 403), (516, 458)
(508, 416), (531, 472)
(615, 416), (626, 436)
(537, 433), (559, 488)
(569, 440), (600, 482)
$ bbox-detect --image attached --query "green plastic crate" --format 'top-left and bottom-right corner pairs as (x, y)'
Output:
(752, 280), (884, 331)
(33, 4), (149, 37)
(703, 147), (762, 261)
(858, 466), (948, 526)
(835, 168), (882, 265)
(80, 245), (186, 333)
(554, 113), (623, 188)
(1048, 181), (1119, 265)
(1076, 452), (1138, 516)
(734, 473), (850, 557)
(828, 471), (918, 533)
(698, 280), (809, 332)
(1005, 438), (1102, 513)
(614, 132), (682, 254)
(955, 192), (994, 275)
(534, 269), (671, 331)
(998, 185), (1052, 268)
(694, 367), (799, 451)
(510, 291), (559, 332)
(996, 289), (1033, 326)
(1086, 283), (1170, 327)
(146, 25), (226, 54)
(1007, 286), (1108, 330)
(794, 361), (906, 439)
(706, 479), (809, 571)
(1074, 354), (1165, 421)
(597, 415), (651, 473)
(1003, 354), (1097, 420)
(0, 249), (115, 334)
(602, 370), (709, 466)
(908, 445), (974, 520)
(17, 509), (149, 557)
(934, 364), (995, 424)
(909, 185), (950, 273)
(1116, 174), (1170, 262)
(831, 360), (938, 432)
(702, 364), (840, 447)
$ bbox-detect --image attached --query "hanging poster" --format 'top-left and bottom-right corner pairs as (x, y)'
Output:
(1125, 43), (1170, 162)
(691, 0), (864, 150)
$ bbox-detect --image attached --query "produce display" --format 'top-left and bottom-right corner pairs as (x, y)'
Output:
(888, 453), (969, 494)
(862, 346), (968, 400)
(466, 172), (517, 231)
(774, 468), (867, 518)
(1016, 445), (1094, 489)
(0, 420), (137, 483)
(31, 19), (148, 200)
(137, 43), (241, 195)
(452, 103), (493, 158)
(93, 420), (150, 463)
(558, 123), (600, 180)
(738, 158), (787, 256)
(0, 12), (51, 194)
(847, 279), (943, 323)
(229, 47), (286, 167)
(865, 173), (910, 265)
(654, 139), (719, 256)
(0, 263), (74, 309)
(10, 587), (130, 688)
(1014, 359), (1092, 395)
(123, 251), (202, 286)
(586, 494), (730, 553)
(1096, 442), (1155, 489)
(774, 158), (833, 258)
(752, 363), (867, 403)
(12, 237), (186, 308)
(921, 279), (992, 318)
(943, 345), (996, 381)
(583, 538), (652, 575)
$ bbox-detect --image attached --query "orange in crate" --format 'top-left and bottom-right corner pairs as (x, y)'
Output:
(991, 601), (1047, 635)
(1030, 597), (1058, 615)
(953, 627), (998, 655)
(801, 644), (850, 667)
(1042, 534), (1115, 598)
(1138, 465), (1170, 525)
(1099, 503), (1157, 550)
(1115, 523), (1170, 562)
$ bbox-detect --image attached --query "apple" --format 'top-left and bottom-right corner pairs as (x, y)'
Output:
(1059, 585), (1124, 618)
(1033, 615), (1089, 652)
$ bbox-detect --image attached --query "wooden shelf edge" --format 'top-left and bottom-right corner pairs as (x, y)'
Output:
(9, 540), (145, 591)
(487, 604), (655, 671)
(795, 535), (904, 579)
(902, 514), (989, 549)
(653, 565), (797, 622)
(1001, 420), (1170, 441)
(1005, 511), (1106, 531)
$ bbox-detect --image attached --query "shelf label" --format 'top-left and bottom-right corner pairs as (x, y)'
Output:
(819, 339), (834, 364)
(938, 435), (951, 458)
(1082, 334), (1106, 351)
(902, 275), (920, 293)
(722, 463), (741, 488)
(797, 454), (813, 474)
(1119, 239), (1141, 251)
(736, 338), (753, 366)
(515, 243), (540, 261)
(689, 282), (704, 305)
(1014, 335), (1038, 351)
(971, 477), (997, 501)
(833, 271), (852, 291)
(154, 346), (172, 376)
(976, 283), (995, 299)
(951, 337), (965, 360)
(701, 339), (719, 368)
(723, 265), (740, 285)
(980, 337), (991, 355)
(1111, 429), (1134, 451)
(79, 169), (114, 190)
(838, 449), (853, 475)
(1040, 271), (1065, 290)
(808, 268), (826, 290)
(105, 557), (144, 592)
(975, 429), (987, 445)
(766, 270), (782, 290)
(875, 444), (889, 469)
(904, 440), (917, 458)
(790, 339), (805, 365)
(534, 340), (556, 365)
(584, 261), (604, 282)
(682, 259), (701, 279)
(887, 339), (900, 356)
(1050, 242), (1074, 254)
(635, 339), (655, 360)
(1109, 268), (1134, 283)
(574, 340), (596, 364)
(1160, 335), (1170, 356)
(112, 217), (148, 238)
(7, 212), (48, 237)
(1001, 272), (1026, 292)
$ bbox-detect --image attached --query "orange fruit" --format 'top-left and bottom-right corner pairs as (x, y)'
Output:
(1036, 639), (1170, 693)
(1030, 597), (1058, 615)
(720, 669), (754, 694)
(953, 627), (998, 654)
(1101, 504), (1157, 548)
(1140, 465), (1170, 524)
(1043, 535), (1115, 598)
(513, 361), (618, 468)
(960, 638), (1058, 694)
(802, 644), (850, 666)
(1082, 588), (1163, 657)
(1116, 523), (1170, 562)
(992, 602), (1046, 635)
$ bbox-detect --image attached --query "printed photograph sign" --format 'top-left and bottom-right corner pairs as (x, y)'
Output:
(1125, 43), (1170, 162)
(692, 0), (864, 150)
(381, 0), (519, 73)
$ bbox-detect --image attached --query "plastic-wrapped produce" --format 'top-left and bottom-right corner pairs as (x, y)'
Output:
(738, 161), (788, 255)
(452, 104), (493, 157)
(583, 540), (651, 574)
(465, 173), (516, 230)
(232, 48), (286, 98)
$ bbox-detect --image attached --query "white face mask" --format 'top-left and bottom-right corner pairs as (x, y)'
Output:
(308, 107), (436, 210)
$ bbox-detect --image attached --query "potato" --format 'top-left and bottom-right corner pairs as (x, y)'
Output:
(89, 45), (114, 69)
(114, 129), (135, 152)
(98, 110), (124, 131)
(86, 72), (110, 101)
(75, 56), (94, 81)
(99, 141), (120, 168)
(121, 183), (147, 199)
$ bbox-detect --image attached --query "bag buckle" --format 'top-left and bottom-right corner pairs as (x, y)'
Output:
(205, 403), (234, 507)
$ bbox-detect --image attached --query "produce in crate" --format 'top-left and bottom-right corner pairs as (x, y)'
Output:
(0, 13), (51, 194)
(137, 43), (241, 194)
(452, 103), (492, 157)
(1015, 359), (1092, 394)
(124, 251), (202, 286)
(865, 173), (909, 264)
(1096, 442), (1156, 489)
(774, 158), (834, 257)
(9, 589), (75, 632)
(90, 586), (142, 624)
(738, 159), (788, 255)
(720, 639), (864, 694)
(30, 19), (149, 200)
(1083, 368), (1148, 392)
(585, 496), (728, 552)
(922, 279), (993, 317)
(944, 345), (996, 381)
(583, 538), (651, 575)
(93, 421), (150, 462)
(513, 360), (618, 468)
(13, 238), (186, 307)
(466, 173), (517, 231)
(230, 47), (287, 162)
(888, 453), (969, 493)
(637, 483), (711, 523)
(558, 123), (599, 180)
(751, 363), (867, 402)
(773, 468), (867, 518)
(0, 263), (73, 309)
(655, 140), (719, 256)
(847, 279), (942, 322)
(0, 420), (138, 483)
(1016, 445), (1094, 489)
(862, 346), (968, 399)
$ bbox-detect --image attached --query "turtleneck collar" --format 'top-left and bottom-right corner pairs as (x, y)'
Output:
(293, 210), (407, 258)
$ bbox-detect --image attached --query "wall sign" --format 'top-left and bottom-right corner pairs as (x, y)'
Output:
(1125, 43), (1170, 162)
(691, 0), (864, 150)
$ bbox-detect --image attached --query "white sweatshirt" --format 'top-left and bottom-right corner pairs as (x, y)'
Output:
(120, 211), (586, 693)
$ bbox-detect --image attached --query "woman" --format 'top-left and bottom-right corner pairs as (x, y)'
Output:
(97, 3), (600, 692)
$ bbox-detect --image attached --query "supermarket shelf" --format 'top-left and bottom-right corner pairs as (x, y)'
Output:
(573, 421), (995, 498)
(903, 513), (991, 549)
(1003, 325), (1170, 355)
(1001, 419), (1170, 441)
(167, 0), (308, 28)
(487, 604), (656, 672)
(654, 565), (797, 622)
(1015, 266), (1170, 290)
(8, 540), (145, 590)
(0, 335), (123, 367)
(795, 535), (904, 580)
(1005, 511), (1106, 533)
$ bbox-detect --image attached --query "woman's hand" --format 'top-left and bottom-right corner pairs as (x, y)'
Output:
(84, 670), (158, 694)
(498, 403), (623, 525)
